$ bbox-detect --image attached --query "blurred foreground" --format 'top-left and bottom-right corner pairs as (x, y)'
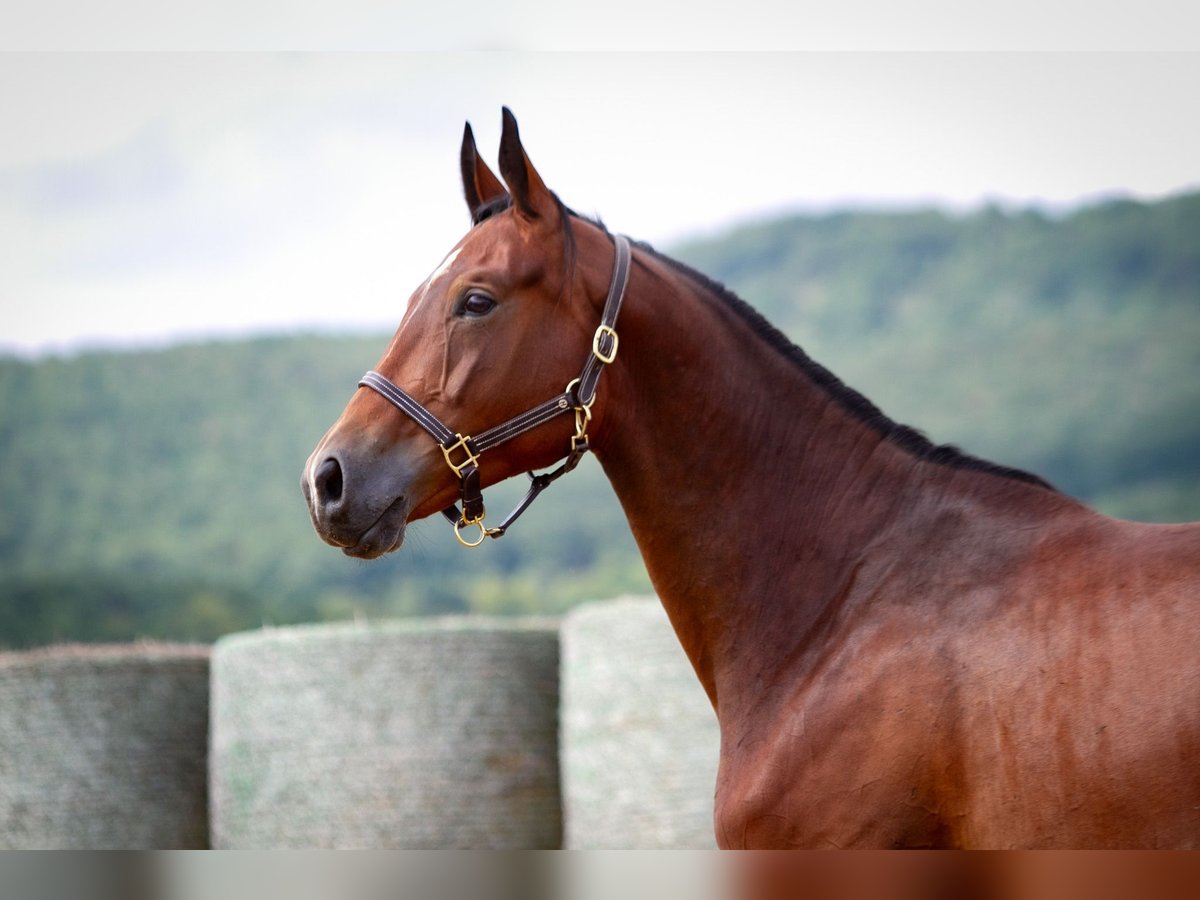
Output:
(6, 851), (1200, 900)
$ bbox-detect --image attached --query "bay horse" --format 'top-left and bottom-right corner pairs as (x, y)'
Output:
(303, 109), (1200, 848)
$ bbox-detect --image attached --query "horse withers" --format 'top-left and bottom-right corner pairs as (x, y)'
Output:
(303, 109), (1200, 848)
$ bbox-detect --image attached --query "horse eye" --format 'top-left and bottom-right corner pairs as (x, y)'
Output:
(459, 292), (497, 318)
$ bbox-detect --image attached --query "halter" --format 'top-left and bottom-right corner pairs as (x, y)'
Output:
(358, 234), (631, 548)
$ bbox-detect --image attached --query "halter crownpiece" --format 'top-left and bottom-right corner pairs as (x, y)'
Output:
(359, 233), (632, 548)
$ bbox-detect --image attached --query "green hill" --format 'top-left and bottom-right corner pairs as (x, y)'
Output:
(2, 193), (1198, 647)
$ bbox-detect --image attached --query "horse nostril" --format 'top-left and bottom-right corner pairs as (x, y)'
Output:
(315, 457), (344, 505)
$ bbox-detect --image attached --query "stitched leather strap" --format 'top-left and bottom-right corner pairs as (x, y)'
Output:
(358, 371), (458, 447)
(576, 234), (631, 407)
(440, 438), (589, 538)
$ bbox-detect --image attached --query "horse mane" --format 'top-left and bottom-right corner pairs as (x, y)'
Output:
(473, 197), (1056, 492)
(641, 243), (1057, 492)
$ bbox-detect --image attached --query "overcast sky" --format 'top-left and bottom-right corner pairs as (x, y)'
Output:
(2, 51), (1198, 355)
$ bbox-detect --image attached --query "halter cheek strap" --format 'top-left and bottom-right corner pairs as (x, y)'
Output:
(358, 234), (632, 548)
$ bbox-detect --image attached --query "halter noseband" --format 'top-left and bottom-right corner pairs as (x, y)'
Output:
(358, 234), (632, 548)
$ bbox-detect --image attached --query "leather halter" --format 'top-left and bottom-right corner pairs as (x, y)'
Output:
(358, 234), (631, 547)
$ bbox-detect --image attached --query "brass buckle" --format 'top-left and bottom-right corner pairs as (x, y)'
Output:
(592, 325), (619, 364)
(441, 433), (479, 477)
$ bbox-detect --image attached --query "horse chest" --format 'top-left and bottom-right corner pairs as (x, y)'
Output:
(712, 667), (961, 849)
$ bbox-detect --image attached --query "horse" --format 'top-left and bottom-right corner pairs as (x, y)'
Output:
(302, 109), (1200, 848)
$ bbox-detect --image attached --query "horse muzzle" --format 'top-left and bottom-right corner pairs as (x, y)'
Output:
(301, 445), (415, 560)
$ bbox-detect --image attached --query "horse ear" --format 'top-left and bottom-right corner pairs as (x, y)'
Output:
(460, 122), (507, 221)
(497, 107), (557, 223)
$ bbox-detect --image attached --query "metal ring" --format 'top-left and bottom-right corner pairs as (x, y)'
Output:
(565, 377), (595, 417)
(453, 518), (488, 548)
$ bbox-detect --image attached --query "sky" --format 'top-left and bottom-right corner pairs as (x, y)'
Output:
(1, 51), (1198, 355)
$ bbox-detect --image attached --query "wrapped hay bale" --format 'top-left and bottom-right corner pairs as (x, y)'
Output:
(561, 596), (721, 848)
(0, 643), (210, 849)
(210, 618), (561, 848)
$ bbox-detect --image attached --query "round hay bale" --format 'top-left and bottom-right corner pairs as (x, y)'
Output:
(210, 618), (561, 848)
(561, 596), (721, 848)
(0, 642), (210, 849)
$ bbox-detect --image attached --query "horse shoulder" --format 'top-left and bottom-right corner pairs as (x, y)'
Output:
(937, 510), (1200, 846)
(713, 586), (974, 848)
(714, 505), (1200, 848)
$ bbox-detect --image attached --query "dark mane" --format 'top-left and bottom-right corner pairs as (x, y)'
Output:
(642, 242), (1057, 492)
(480, 199), (1055, 491)
(471, 195), (513, 225)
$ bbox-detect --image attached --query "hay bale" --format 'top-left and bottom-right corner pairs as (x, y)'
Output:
(0, 643), (210, 849)
(210, 618), (561, 848)
(561, 596), (721, 848)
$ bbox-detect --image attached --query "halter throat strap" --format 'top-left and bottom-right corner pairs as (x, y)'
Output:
(358, 233), (631, 547)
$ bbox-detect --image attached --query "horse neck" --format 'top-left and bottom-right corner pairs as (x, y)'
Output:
(588, 249), (1056, 713)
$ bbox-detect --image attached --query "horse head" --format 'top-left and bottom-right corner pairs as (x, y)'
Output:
(302, 109), (621, 558)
